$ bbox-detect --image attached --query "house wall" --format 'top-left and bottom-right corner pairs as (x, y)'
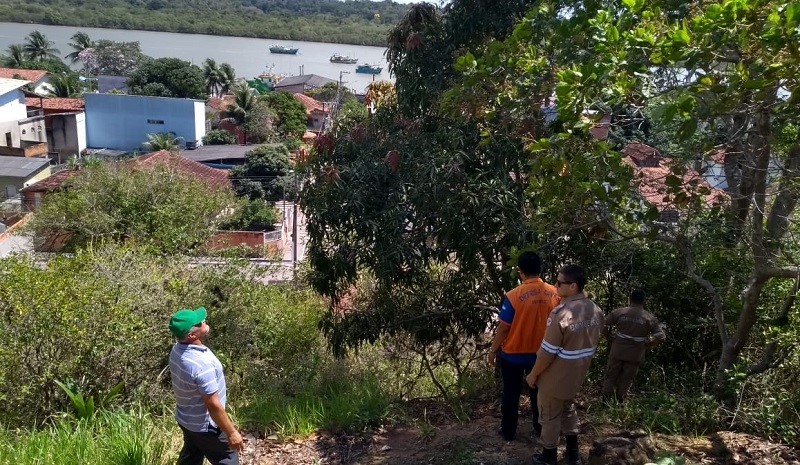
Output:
(274, 84), (306, 94)
(48, 112), (87, 162)
(308, 109), (327, 131)
(18, 116), (47, 143)
(0, 165), (51, 198)
(0, 89), (26, 124)
(85, 94), (206, 151)
(193, 101), (205, 146)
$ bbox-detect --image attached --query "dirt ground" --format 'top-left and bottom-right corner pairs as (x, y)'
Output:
(238, 400), (800, 465)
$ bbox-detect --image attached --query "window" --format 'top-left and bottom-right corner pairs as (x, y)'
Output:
(4, 132), (11, 147)
(147, 119), (165, 124)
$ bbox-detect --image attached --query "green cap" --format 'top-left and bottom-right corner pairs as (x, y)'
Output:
(169, 307), (207, 338)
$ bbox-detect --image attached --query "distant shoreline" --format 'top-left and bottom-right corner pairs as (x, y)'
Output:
(0, 5), (400, 47)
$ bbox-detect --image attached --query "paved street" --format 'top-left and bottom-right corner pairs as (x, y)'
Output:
(0, 233), (32, 257)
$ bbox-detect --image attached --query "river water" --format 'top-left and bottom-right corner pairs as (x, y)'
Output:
(0, 22), (392, 93)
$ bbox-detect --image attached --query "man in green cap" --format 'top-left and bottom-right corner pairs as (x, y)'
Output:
(168, 307), (244, 465)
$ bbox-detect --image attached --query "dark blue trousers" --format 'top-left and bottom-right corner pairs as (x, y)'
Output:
(499, 356), (540, 440)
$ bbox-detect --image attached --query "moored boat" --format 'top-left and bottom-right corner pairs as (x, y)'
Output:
(269, 44), (299, 54)
(355, 63), (382, 74)
(330, 53), (358, 64)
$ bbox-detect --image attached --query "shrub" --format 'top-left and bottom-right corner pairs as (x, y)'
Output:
(0, 248), (205, 426)
(283, 138), (302, 151)
(203, 129), (236, 145)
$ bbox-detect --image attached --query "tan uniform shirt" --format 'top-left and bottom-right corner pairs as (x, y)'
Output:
(534, 293), (605, 400)
(604, 305), (665, 363)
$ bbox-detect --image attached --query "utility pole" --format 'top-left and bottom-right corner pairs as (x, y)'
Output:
(292, 171), (298, 280)
(334, 70), (349, 122)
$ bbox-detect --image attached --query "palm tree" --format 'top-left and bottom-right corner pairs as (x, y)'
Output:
(202, 58), (222, 97)
(23, 31), (60, 62)
(144, 132), (180, 152)
(224, 84), (257, 143)
(47, 73), (82, 98)
(65, 32), (94, 64)
(3, 44), (26, 68)
(219, 62), (236, 96)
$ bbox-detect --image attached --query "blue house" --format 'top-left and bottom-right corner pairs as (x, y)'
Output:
(84, 93), (206, 152)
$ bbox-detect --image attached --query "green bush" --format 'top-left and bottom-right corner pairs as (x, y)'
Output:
(203, 129), (236, 145)
(283, 138), (302, 151)
(221, 200), (280, 231)
(0, 248), (205, 426)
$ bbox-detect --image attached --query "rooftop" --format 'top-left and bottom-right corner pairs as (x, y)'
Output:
(180, 144), (267, 162)
(132, 150), (230, 189)
(274, 74), (336, 89)
(20, 168), (76, 193)
(621, 143), (727, 212)
(0, 68), (47, 83)
(0, 156), (50, 178)
(293, 93), (326, 115)
(0, 77), (30, 96)
(25, 97), (85, 112)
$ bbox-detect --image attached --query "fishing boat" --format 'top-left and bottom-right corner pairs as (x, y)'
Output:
(355, 63), (382, 74)
(269, 44), (299, 55)
(330, 53), (358, 64)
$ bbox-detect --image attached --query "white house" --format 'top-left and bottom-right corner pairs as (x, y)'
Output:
(0, 68), (51, 95)
(0, 78), (48, 158)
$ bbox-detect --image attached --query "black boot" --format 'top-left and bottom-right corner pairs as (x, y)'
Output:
(565, 434), (583, 465)
(532, 447), (557, 465)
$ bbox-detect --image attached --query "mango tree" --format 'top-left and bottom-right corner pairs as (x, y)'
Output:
(456, 0), (800, 397)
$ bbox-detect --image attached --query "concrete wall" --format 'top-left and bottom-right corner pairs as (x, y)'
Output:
(18, 116), (46, 143)
(0, 89), (26, 124)
(85, 93), (206, 151)
(48, 112), (87, 162)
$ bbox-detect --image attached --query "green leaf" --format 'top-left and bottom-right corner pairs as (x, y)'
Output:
(454, 52), (477, 73)
(678, 118), (698, 140)
(743, 79), (769, 89)
(786, 3), (800, 28)
(608, 25), (620, 42)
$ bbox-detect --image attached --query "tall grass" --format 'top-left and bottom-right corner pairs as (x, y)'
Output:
(0, 409), (175, 465)
(240, 364), (392, 437)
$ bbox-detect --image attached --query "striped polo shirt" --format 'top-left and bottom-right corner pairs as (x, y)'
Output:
(169, 343), (227, 432)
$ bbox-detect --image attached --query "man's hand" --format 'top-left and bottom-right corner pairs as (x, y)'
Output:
(526, 373), (537, 388)
(227, 429), (244, 452)
(488, 350), (498, 367)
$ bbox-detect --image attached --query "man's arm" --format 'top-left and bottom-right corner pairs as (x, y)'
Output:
(602, 308), (619, 340)
(526, 309), (564, 387)
(488, 322), (510, 366)
(202, 392), (244, 452)
(647, 317), (667, 347)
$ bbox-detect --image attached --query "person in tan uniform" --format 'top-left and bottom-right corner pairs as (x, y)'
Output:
(526, 264), (604, 465)
(601, 289), (666, 402)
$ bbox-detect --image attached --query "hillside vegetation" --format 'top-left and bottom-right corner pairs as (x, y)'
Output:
(0, 0), (410, 46)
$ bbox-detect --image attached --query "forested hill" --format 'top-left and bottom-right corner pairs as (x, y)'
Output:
(0, 0), (411, 46)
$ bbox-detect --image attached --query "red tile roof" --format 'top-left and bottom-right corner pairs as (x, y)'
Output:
(622, 148), (727, 211)
(588, 114), (612, 140)
(0, 68), (48, 83)
(21, 152), (231, 194)
(293, 93), (326, 115)
(19, 169), (78, 193)
(207, 96), (236, 112)
(25, 97), (84, 112)
(130, 150), (231, 189)
(622, 142), (662, 166)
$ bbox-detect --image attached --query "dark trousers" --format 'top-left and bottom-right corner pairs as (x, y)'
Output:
(499, 357), (539, 440)
(178, 424), (239, 465)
